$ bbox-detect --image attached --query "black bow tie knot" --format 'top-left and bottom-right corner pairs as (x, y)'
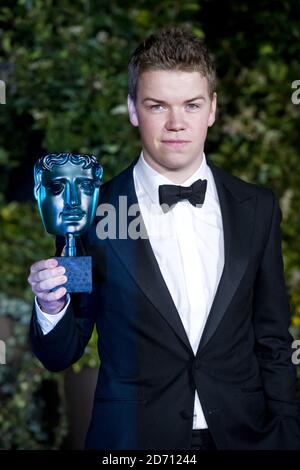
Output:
(158, 178), (207, 213)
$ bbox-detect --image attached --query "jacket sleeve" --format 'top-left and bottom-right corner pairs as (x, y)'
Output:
(252, 190), (300, 421)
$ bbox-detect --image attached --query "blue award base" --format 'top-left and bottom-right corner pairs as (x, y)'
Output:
(54, 256), (92, 293)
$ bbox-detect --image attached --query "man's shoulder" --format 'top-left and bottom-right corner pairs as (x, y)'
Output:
(208, 160), (275, 203)
(98, 159), (137, 202)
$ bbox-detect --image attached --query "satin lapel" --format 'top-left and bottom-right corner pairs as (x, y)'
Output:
(196, 162), (257, 354)
(102, 162), (193, 354)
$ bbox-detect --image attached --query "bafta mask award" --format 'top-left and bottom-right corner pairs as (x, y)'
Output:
(34, 153), (103, 293)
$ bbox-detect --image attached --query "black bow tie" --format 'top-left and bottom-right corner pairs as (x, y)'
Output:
(158, 178), (207, 213)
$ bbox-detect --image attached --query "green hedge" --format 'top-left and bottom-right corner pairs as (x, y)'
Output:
(0, 0), (299, 449)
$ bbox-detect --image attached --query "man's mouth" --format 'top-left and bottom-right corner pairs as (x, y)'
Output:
(161, 140), (190, 148)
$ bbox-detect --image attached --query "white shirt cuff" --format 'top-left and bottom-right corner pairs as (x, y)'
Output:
(35, 294), (70, 335)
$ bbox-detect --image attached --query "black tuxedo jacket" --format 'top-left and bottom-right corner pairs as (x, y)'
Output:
(30, 158), (300, 450)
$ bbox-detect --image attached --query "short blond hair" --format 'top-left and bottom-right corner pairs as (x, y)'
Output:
(128, 27), (217, 101)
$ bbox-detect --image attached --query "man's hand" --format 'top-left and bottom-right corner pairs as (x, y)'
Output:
(28, 258), (68, 314)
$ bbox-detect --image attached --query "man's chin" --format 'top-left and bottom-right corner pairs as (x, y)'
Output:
(161, 156), (196, 171)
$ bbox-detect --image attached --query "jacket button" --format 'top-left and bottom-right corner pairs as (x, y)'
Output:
(180, 410), (193, 419)
(194, 359), (201, 369)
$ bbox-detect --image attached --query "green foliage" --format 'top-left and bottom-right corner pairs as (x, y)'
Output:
(72, 326), (100, 373)
(0, 202), (54, 300)
(0, 192), (65, 450)
(0, 0), (202, 180)
(0, 0), (299, 449)
(0, 294), (68, 449)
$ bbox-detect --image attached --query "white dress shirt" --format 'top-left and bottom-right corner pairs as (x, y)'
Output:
(36, 152), (224, 429)
(133, 153), (224, 429)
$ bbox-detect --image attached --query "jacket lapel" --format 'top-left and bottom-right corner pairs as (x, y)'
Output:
(197, 161), (256, 353)
(103, 161), (194, 354)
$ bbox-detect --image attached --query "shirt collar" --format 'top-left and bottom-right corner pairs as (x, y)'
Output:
(134, 151), (209, 205)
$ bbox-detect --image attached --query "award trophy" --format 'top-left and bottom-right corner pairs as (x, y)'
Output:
(34, 153), (103, 293)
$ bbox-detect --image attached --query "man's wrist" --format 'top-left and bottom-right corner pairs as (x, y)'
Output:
(35, 294), (70, 335)
(36, 297), (67, 315)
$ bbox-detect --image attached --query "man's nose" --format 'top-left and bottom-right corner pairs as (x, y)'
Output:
(65, 182), (81, 207)
(165, 109), (186, 132)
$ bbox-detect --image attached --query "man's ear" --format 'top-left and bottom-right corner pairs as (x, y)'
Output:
(208, 92), (217, 127)
(127, 95), (139, 127)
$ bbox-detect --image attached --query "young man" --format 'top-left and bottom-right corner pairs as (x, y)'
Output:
(28, 27), (300, 450)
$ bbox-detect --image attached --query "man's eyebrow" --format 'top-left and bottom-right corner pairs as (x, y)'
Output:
(142, 97), (166, 104)
(142, 95), (206, 104)
(184, 95), (206, 102)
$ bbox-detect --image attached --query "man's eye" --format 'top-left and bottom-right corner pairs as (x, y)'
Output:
(46, 182), (64, 195)
(186, 103), (200, 111)
(150, 104), (164, 112)
(80, 181), (95, 194)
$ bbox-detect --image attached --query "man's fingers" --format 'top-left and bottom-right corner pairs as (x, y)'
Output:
(28, 259), (68, 313)
(36, 287), (67, 302)
(31, 273), (68, 295)
(28, 266), (65, 284)
(35, 275), (67, 292)
(30, 258), (58, 274)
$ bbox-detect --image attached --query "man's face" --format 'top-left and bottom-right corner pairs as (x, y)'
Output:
(128, 70), (216, 181)
(36, 162), (99, 236)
